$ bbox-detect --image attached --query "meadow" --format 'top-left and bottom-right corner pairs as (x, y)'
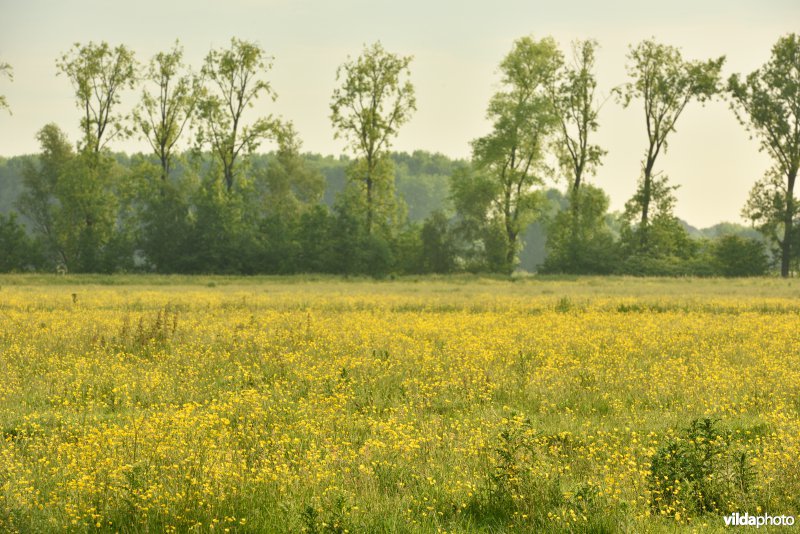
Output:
(0, 275), (798, 532)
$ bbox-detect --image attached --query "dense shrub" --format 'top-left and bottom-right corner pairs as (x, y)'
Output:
(649, 418), (756, 517)
(712, 234), (770, 276)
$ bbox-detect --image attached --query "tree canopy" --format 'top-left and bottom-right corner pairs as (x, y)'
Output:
(330, 42), (416, 235)
(730, 33), (800, 277)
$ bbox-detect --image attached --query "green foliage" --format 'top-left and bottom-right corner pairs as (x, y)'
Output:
(393, 224), (424, 275)
(730, 33), (800, 277)
(620, 174), (695, 259)
(54, 152), (123, 272)
(712, 234), (770, 277)
(550, 39), (606, 191)
(17, 125), (73, 265)
(328, 198), (394, 277)
(448, 165), (515, 273)
(470, 36), (560, 272)
(295, 205), (334, 273)
(136, 160), (198, 273)
(542, 185), (616, 274)
(420, 211), (457, 273)
(189, 178), (261, 273)
(343, 155), (406, 239)
(0, 213), (40, 271)
(257, 124), (325, 220)
(615, 254), (711, 277)
(134, 41), (198, 181)
(16, 124), (134, 272)
(394, 151), (458, 222)
(56, 41), (138, 154)
(617, 39), (724, 255)
(257, 214), (301, 275)
(649, 418), (756, 517)
(196, 38), (279, 191)
(330, 42), (416, 235)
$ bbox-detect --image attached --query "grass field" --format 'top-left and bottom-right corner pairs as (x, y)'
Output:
(0, 276), (798, 532)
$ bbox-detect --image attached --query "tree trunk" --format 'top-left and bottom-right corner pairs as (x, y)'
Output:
(224, 164), (233, 192)
(781, 171), (797, 278)
(505, 230), (517, 274)
(568, 187), (579, 266)
(365, 175), (373, 235)
(639, 158), (655, 250)
(159, 153), (169, 198)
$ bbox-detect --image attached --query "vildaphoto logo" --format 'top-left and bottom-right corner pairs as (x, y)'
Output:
(724, 512), (795, 528)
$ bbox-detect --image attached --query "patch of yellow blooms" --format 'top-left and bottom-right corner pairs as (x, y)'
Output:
(0, 283), (797, 531)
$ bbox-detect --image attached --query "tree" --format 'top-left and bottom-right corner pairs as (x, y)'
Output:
(296, 205), (334, 273)
(55, 42), (138, 272)
(0, 61), (12, 113)
(134, 156), (197, 273)
(550, 39), (605, 194)
(56, 42), (137, 155)
(18, 124), (121, 272)
(711, 234), (769, 277)
(730, 33), (800, 277)
(256, 123), (325, 220)
(196, 38), (278, 192)
(449, 165), (509, 272)
(549, 39), (608, 269)
(620, 173), (695, 259)
(542, 184), (615, 274)
(420, 210), (457, 273)
(53, 152), (121, 272)
(134, 41), (198, 182)
(468, 35), (560, 272)
(18, 124), (75, 266)
(254, 125), (325, 273)
(617, 39), (724, 252)
(0, 213), (39, 271)
(330, 42), (416, 235)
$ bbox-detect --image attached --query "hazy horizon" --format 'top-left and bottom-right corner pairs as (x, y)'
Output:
(1, 0), (798, 227)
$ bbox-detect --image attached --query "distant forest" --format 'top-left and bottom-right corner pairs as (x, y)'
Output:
(0, 34), (797, 276)
(0, 150), (763, 274)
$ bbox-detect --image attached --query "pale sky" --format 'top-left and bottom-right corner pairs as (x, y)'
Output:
(1, 0), (798, 227)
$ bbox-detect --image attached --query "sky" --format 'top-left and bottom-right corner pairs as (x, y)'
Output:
(1, 0), (798, 227)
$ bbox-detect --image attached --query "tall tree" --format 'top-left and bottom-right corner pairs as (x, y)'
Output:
(548, 39), (608, 269)
(0, 61), (12, 113)
(550, 39), (605, 194)
(468, 35), (560, 272)
(56, 42), (137, 155)
(330, 42), (416, 235)
(18, 124), (74, 266)
(134, 41), (198, 182)
(730, 33), (800, 277)
(196, 38), (278, 192)
(55, 42), (137, 271)
(617, 39), (723, 251)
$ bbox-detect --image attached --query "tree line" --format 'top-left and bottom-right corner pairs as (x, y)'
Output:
(0, 34), (798, 276)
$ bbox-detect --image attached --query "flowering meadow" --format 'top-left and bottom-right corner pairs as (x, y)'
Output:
(0, 276), (798, 532)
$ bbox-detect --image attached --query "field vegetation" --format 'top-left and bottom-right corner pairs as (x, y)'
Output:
(0, 276), (799, 532)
